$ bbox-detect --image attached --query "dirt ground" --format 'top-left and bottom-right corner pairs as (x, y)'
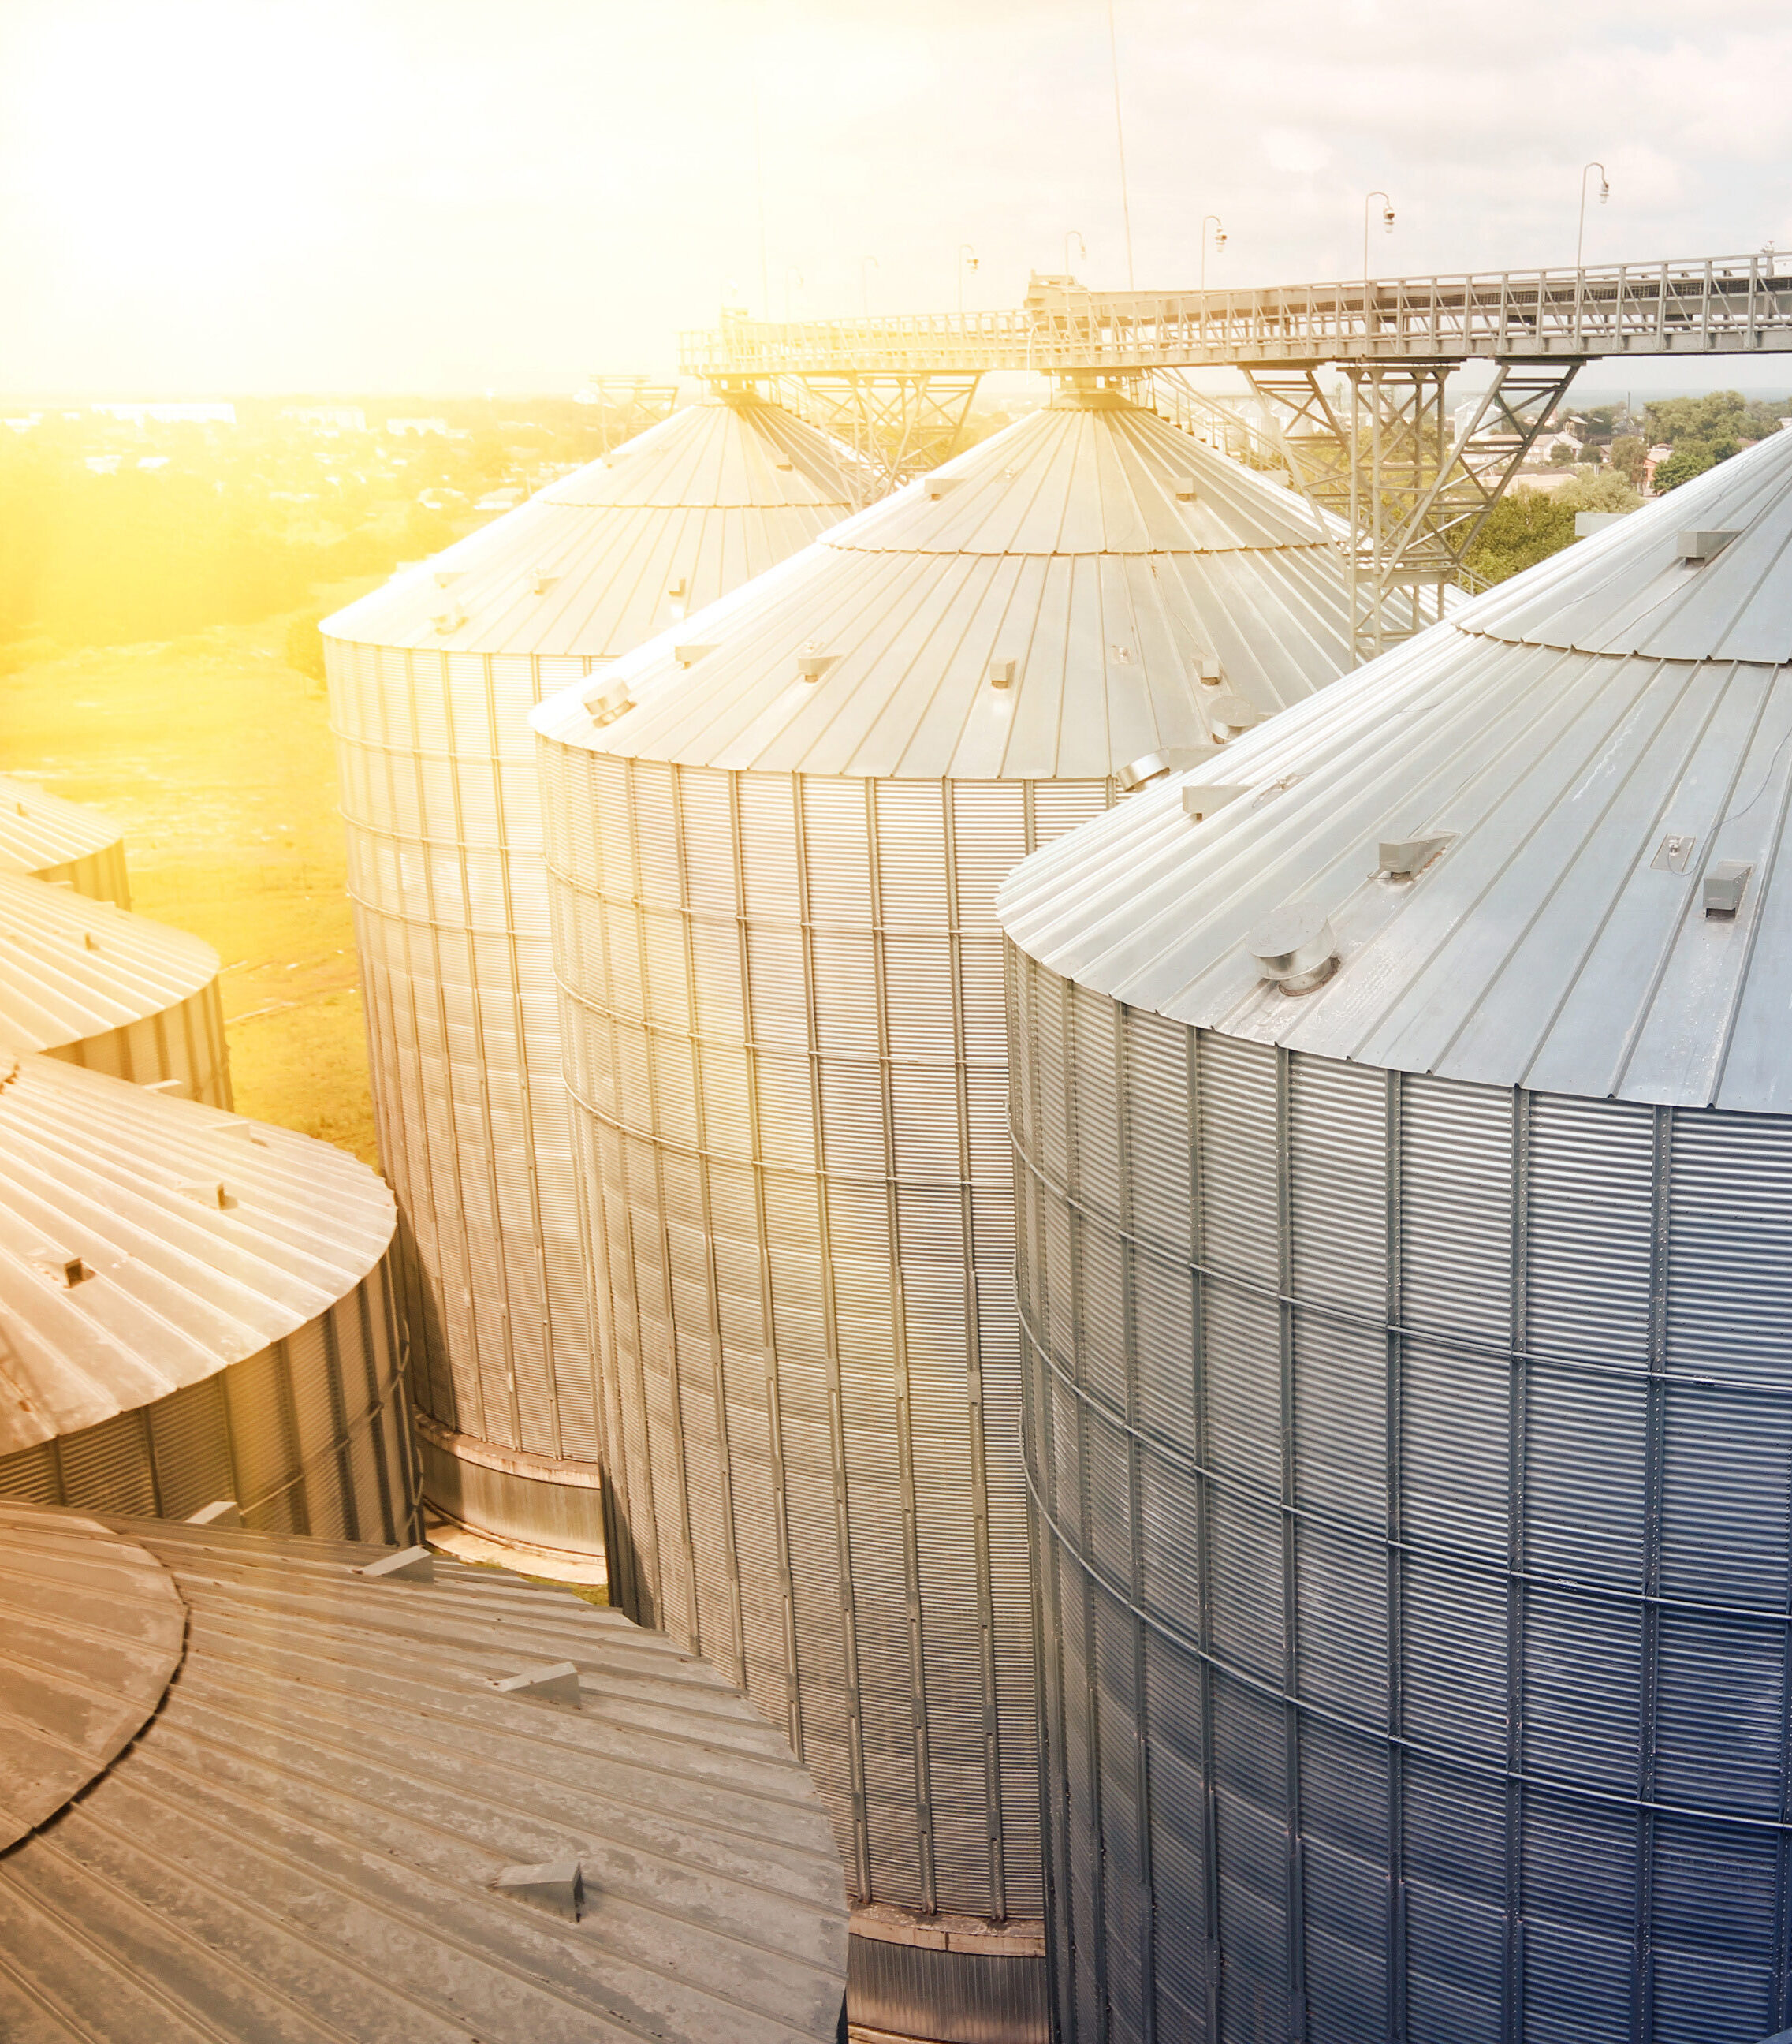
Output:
(1, 579), (384, 1163)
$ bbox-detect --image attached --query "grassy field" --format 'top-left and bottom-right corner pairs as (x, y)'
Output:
(2, 579), (384, 1164)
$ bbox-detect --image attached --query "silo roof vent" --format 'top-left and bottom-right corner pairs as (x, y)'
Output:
(673, 643), (715, 668)
(1182, 784), (1249, 822)
(1118, 748), (1203, 793)
(490, 1660), (583, 1707)
(1678, 528), (1742, 561)
(989, 658), (1016, 689)
(1206, 691), (1261, 740)
(1704, 861), (1752, 917)
(1378, 834), (1453, 880)
(924, 476), (967, 500)
(585, 680), (633, 727)
(1174, 478), (1198, 502)
(1247, 902), (1339, 994)
(796, 650), (839, 682)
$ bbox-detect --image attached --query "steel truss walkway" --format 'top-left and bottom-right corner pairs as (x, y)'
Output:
(685, 255), (1792, 656)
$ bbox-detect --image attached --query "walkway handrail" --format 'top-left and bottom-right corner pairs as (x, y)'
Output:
(682, 253), (1792, 374)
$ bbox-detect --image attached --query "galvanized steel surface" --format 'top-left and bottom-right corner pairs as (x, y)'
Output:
(0, 872), (230, 1106)
(0, 1053), (395, 1455)
(554, 389), (1348, 781)
(998, 430), (1792, 1113)
(531, 394), (1354, 1950)
(322, 396), (864, 1501)
(0, 1511), (183, 1848)
(1007, 951), (1792, 2044)
(0, 1501), (850, 2043)
(0, 772), (129, 908)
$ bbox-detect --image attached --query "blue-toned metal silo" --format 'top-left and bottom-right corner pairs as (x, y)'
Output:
(997, 431), (1792, 2044)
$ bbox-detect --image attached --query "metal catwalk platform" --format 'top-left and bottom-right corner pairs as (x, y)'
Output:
(685, 254), (1792, 656)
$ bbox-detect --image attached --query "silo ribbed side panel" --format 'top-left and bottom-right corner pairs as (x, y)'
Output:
(31, 841), (131, 910)
(326, 636), (598, 1472)
(44, 979), (232, 1108)
(0, 1273), (411, 1543)
(543, 740), (1110, 1921)
(1010, 949), (1792, 2044)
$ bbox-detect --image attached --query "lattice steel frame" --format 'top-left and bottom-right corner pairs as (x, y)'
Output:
(576, 377), (680, 451)
(1247, 358), (1582, 660)
(773, 371), (983, 489)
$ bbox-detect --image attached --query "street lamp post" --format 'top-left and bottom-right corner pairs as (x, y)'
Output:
(1363, 191), (1395, 285)
(1577, 161), (1610, 272)
(1200, 214), (1228, 292)
(958, 244), (979, 319)
(1064, 229), (1086, 278)
(783, 267), (803, 323)
(861, 255), (879, 317)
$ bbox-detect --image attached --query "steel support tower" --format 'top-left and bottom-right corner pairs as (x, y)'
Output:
(683, 252), (1792, 650)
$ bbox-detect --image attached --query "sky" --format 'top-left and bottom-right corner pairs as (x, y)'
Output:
(4, 0), (1792, 394)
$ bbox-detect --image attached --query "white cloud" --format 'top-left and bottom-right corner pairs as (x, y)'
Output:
(1261, 128), (1333, 176)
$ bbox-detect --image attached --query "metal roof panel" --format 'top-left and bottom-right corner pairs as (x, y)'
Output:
(0, 1054), (394, 1453)
(322, 398), (864, 659)
(0, 775), (125, 892)
(995, 432), (1792, 1110)
(531, 394), (1351, 781)
(0, 875), (221, 1056)
(0, 1510), (184, 1847)
(0, 1504), (848, 2044)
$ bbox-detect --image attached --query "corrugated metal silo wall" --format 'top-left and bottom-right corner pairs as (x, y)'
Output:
(43, 981), (233, 1108)
(36, 841), (131, 911)
(326, 638), (601, 1478)
(0, 1265), (414, 1542)
(541, 740), (1112, 1921)
(1008, 943), (1792, 2044)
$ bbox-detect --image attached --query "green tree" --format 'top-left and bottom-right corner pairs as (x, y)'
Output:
(1462, 474), (1644, 587)
(1653, 444), (1716, 492)
(1609, 435), (1647, 488)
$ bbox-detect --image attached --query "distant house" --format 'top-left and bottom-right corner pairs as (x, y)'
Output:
(283, 405), (367, 435)
(474, 485), (526, 513)
(386, 416), (450, 438)
(1641, 443), (1675, 492)
(91, 401), (237, 427)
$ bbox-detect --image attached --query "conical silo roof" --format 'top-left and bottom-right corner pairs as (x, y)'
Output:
(996, 426), (1792, 1111)
(325, 390), (867, 659)
(319, 390), (870, 1541)
(0, 871), (222, 1061)
(0, 1501), (850, 2043)
(0, 1508), (183, 1848)
(0, 773), (129, 908)
(534, 383), (1351, 775)
(0, 1051), (395, 1456)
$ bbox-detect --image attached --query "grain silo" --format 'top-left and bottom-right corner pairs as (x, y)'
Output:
(532, 375), (1353, 2042)
(0, 1050), (410, 1541)
(323, 388), (866, 1563)
(0, 871), (231, 1106)
(0, 770), (130, 906)
(997, 429), (1792, 2044)
(0, 1498), (850, 2043)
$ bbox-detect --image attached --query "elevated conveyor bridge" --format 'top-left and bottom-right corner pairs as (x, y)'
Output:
(686, 255), (1792, 655)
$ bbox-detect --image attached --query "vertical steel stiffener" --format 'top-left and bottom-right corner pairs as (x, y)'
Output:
(534, 386), (1355, 2040)
(322, 397), (864, 1554)
(994, 433), (1792, 2042)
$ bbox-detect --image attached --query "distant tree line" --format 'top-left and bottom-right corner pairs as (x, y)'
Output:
(0, 449), (457, 662)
